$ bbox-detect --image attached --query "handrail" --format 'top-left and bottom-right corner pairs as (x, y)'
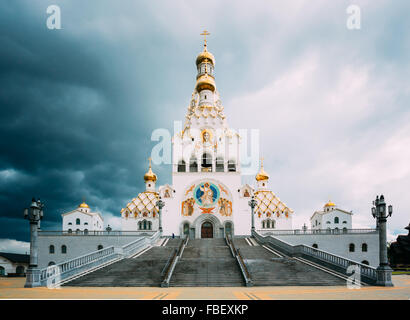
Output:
(38, 232), (161, 287)
(253, 230), (377, 284)
(256, 228), (377, 235)
(161, 249), (178, 276)
(226, 236), (252, 286)
(161, 237), (188, 287)
(39, 246), (118, 286)
(122, 231), (160, 257)
(39, 230), (157, 236)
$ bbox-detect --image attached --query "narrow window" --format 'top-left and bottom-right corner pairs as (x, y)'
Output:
(349, 243), (355, 252)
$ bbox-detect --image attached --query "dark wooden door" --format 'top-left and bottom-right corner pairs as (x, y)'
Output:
(201, 222), (213, 238)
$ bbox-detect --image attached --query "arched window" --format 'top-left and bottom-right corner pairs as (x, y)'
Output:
(362, 243), (368, 252)
(177, 160), (186, 172)
(343, 227), (347, 233)
(267, 220), (271, 228)
(216, 157), (224, 172)
(148, 221), (152, 230)
(84, 229), (88, 235)
(49, 245), (55, 254)
(143, 220), (147, 230)
(84, 222), (88, 225)
(189, 156), (198, 172)
(138, 221), (142, 230)
(68, 222), (72, 225)
(97, 245), (103, 250)
(334, 217), (339, 224)
(48, 262), (55, 266)
(68, 229), (72, 234)
(349, 243), (355, 252)
(76, 218), (81, 225)
(0, 266), (5, 276)
(312, 243), (318, 249)
(228, 160), (236, 172)
(361, 260), (369, 265)
(61, 245), (67, 254)
(201, 153), (212, 170)
(262, 221), (265, 228)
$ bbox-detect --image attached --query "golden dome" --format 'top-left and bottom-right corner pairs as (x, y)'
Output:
(144, 158), (157, 182)
(196, 49), (215, 66)
(256, 158), (269, 181)
(78, 202), (89, 209)
(196, 73), (215, 92)
(324, 201), (336, 207)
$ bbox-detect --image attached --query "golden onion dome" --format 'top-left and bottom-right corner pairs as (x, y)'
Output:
(196, 48), (215, 66)
(78, 202), (90, 209)
(256, 158), (270, 181)
(324, 201), (336, 207)
(196, 73), (216, 92)
(144, 159), (157, 182)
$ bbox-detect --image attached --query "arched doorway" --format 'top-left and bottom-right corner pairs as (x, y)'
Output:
(201, 222), (213, 238)
(0, 266), (5, 276)
(16, 266), (25, 275)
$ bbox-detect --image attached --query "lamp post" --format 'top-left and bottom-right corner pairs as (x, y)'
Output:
(156, 197), (165, 233)
(24, 198), (44, 288)
(248, 196), (257, 234)
(371, 195), (394, 287)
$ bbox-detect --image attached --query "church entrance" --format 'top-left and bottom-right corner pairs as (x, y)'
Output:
(201, 222), (213, 238)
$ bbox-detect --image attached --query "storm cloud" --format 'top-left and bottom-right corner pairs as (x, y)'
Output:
(1, 1), (409, 251)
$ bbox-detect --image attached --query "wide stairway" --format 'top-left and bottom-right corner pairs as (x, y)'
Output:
(234, 238), (346, 286)
(169, 238), (244, 287)
(64, 238), (180, 287)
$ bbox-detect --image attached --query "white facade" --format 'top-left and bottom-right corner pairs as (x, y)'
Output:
(311, 202), (352, 231)
(120, 41), (293, 238)
(62, 202), (104, 233)
(0, 253), (28, 276)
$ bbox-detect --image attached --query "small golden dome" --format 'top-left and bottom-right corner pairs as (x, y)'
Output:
(324, 201), (336, 207)
(78, 202), (89, 209)
(196, 73), (215, 92)
(144, 158), (157, 182)
(256, 157), (269, 181)
(196, 49), (215, 66)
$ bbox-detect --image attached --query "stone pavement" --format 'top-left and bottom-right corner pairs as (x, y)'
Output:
(0, 276), (409, 299)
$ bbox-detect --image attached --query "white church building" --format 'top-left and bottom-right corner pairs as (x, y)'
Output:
(35, 37), (379, 270)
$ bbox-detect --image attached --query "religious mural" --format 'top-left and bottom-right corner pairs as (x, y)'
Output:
(181, 181), (232, 216)
(182, 198), (195, 216)
(194, 182), (220, 208)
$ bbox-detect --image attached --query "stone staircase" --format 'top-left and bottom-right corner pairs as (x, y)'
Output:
(169, 238), (244, 287)
(234, 238), (347, 286)
(63, 238), (181, 287)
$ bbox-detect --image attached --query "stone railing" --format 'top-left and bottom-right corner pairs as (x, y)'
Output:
(256, 228), (378, 235)
(122, 231), (160, 257)
(226, 236), (252, 286)
(38, 230), (157, 236)
(253, 230), (377, 285)
(39, 246), (119, 287)
(37, 231), (161, 287)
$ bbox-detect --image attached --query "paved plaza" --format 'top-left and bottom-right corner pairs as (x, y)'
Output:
(1, 275), (409, 300)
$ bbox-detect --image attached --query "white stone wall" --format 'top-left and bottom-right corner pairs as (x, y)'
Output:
(62, 210), (103, 232)
(274, 233), (379, 267)
(37, 235), (142, 269)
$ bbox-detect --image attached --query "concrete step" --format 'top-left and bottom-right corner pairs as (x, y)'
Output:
(63, 240), (181, 287)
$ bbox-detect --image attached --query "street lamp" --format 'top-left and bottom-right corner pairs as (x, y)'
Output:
(371, 194), (394, 287)
(248, 196), (257, 234)
(156, 197), (165, 233)
(24, 198), (44, 288)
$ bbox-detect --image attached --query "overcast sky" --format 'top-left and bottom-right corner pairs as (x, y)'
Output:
(1, 0), (409, 253)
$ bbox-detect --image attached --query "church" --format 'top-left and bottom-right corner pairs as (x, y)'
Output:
(28, 34), (385, 289)
(120, 33), (293, 239)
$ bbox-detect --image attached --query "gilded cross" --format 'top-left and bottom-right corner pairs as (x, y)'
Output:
(148, 157), (152, 168)
(200, 30), (210, 47)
